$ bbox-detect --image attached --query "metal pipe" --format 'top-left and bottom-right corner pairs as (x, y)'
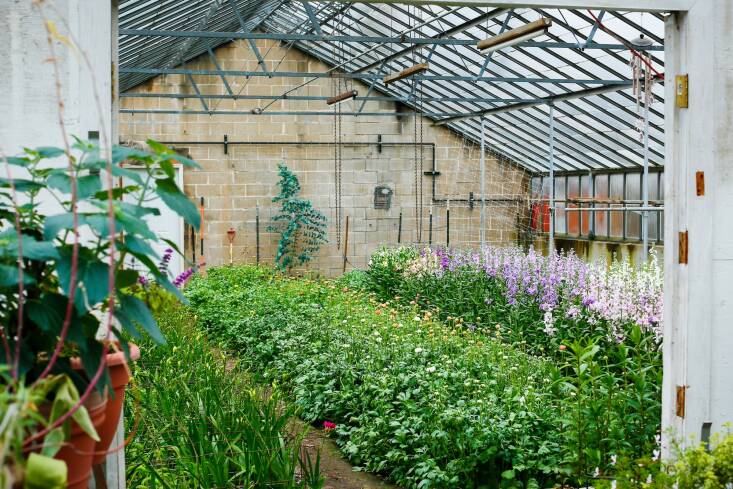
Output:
(429, 206), (433, 246)
(446, 200), (451, 247)
(255, 204), (260, 265)
(642, 90), (651, 264)
(548, 104), (555, 252)
(397, 210), (403, 244)
(480, 117), (486, 248)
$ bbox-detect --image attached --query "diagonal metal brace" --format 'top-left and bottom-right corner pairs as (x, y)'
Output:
(301, 0), (324, 37)
(187, 73), (210, 112)
(228, 0), (270, 77)
(476, 9), (514, 80)
(207, 47), (234, 96)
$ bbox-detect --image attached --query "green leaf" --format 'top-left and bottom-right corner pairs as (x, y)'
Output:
(0, 177), (44, 192)
(122, 234), (159, 260)
(83, 261), (110, 306)
(159, 158), (175, 179)
(155, 177), (200, 229)
(27, 294), (67, 334)
(116, 268), (140, 289)
(111, 165), (145, 185)
(0, 264), (36, 287)
(118, 294), (165, 344)
(77, 174), (102, 199)
(145, 140), (170, 154)
(35, 146), (65, 158)
(0, 230), (59, 260)
(112, 146), (153, 165)
(24, 453), (67, 489)
(50, 377), (99, 441)
(40, 428), (66, 458)
(4, 156), (31, 167)
(501, 470), (515, 480)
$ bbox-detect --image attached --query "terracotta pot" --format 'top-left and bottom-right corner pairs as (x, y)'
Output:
(53, 391), (107, 489)
(92, 343), (140, 465)
(70, 343), (141, 466)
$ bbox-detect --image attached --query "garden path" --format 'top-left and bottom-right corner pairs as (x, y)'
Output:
(298, 424), (401, 489)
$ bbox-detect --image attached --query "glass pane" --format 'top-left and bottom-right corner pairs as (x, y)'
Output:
(567, 176), (580, 236)
(648, 173), (659, 241)
(626, 173), (641, 240)
(581, 175), (591, 236)
(610, 173), (624, 238)
(594, 174), (608, 237)
(554, 177), (566, 235)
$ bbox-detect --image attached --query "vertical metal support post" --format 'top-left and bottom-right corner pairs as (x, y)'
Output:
(642, 93), (651, 264)
(480, 117), (486, 249)
(397, 210), (402, 244)
(548, 103), (556, 252)
(342, 215), (350, 273)
(255, 204), (260, 264)
(446, 200), (451, 247)
(429, 205), (433, 246)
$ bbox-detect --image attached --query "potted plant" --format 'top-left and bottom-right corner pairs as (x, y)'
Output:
(0, 138), (200, 487)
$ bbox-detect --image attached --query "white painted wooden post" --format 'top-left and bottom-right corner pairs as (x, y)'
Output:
(662, 0), (733, 456)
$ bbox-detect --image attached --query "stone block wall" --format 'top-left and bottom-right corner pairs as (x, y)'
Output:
(119, 39), (532, 276)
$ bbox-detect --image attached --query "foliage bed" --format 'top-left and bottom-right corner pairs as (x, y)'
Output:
(125, 304), (322, 488)
(351, 246), (664, 482)
(189, 267), (591, 488)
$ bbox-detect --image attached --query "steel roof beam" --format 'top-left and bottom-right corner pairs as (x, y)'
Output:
(121, 92), (539, 103)
(119, 29), (663, 51)
(309, 1), (692, 12)
(435, 83), (634, 125)
(120, 67), (632, 86)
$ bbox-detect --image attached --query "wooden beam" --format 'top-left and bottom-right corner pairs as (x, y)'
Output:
(315, 0), (694, 12)
(383, 63), (429, 85)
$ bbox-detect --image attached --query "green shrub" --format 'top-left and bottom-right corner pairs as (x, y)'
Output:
(187, 267), (568, 488)
(269, 163), (328, 271)
(125, 304), (323, 489)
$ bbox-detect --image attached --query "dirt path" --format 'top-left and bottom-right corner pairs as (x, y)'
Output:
(298, 424), (401, 489)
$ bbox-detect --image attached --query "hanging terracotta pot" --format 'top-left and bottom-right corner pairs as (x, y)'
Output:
(70, 343), (141, 466)
(53, 391), (107, 489)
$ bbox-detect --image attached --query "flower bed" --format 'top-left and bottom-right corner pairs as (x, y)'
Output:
(354, 246), (664, 480)
(186, 260), (663, 488)
(187, 267), (567, 487)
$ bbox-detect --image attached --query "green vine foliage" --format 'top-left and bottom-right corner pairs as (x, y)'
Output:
(268, 163), (328, 271)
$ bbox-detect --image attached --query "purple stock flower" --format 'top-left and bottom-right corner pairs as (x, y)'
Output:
(173, 267), (195, 288)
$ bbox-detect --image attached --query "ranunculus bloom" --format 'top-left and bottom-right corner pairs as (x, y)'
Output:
(323, 421), (336, 431)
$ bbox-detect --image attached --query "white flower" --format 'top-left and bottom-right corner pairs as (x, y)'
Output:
(414, 316), (421, 321)
(414, 347), (424, 354)
(610, 454), (617, 466)
(426, 366), (436, 373)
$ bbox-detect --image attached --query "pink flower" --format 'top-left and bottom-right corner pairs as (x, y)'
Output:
(323, 421), (336, 431)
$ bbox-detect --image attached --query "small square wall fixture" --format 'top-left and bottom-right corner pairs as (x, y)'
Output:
(374, 185), (393, 210)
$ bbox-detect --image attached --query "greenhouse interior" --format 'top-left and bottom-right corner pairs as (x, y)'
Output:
(1, 0), (732, 487)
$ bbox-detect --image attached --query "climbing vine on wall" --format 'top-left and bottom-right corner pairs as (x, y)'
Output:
(269, 163), (328, 271)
